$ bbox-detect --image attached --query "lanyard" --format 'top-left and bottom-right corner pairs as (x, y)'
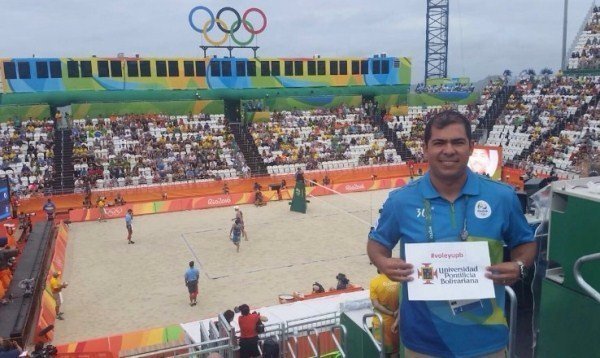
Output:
(424, 196), (469, 242)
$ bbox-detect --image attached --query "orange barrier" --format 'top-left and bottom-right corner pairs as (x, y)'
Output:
(56, 324), (185, 357)
(279, 285), (364, 304)
(36, 221), (69, 343)
(501, 166), (526, 190)
(57, 352), (114, 358)
(68, 176), (409, 222)
(18, 163), (427, 213)
(291, 330), (341, 358)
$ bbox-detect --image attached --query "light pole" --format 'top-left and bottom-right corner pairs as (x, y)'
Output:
(561, 0), (569, 71)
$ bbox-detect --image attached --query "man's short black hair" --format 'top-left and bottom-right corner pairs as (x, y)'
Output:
(424, 110), (472, 144)
(189, 261), (194, 268)
(239, 304), (250, 315)
(223, 309), (235, 323)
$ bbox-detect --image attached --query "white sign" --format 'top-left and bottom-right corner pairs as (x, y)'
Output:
(405, 241), (495, 301)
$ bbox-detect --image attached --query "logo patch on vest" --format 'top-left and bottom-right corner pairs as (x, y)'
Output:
(474, 200), (491, 219)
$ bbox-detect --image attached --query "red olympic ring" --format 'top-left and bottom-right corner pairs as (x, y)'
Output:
(242, 8), (267, 35)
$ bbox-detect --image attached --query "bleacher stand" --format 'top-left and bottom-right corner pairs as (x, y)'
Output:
(568, 5), (600, 70)
(0, 118), (54, 197)
(252, 105), (403, 175)
(71, 114), (246, 189)
(487, 75), (599, 166)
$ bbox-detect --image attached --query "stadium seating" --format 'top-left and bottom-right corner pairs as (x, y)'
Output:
(568, 5), (600, 70)
(252, 106), (403, 175)
(491, 75), (600, 176)
(0, 119), (54, 197)
(71, 114), (246, 189)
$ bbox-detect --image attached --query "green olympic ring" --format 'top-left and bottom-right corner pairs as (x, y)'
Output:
(229, 19), (255, 46)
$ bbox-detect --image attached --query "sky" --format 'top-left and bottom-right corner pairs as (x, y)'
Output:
(0, 0), (593, 83)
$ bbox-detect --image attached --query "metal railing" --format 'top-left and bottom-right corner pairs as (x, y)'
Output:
(286, 334), (299, 358)
(362, 312), (385, 358)
(330, 324), (347, 358)
(306, 329), (320, 357)
(505, 286), (518, 357)
(573, 252), (600, 303)
(280, 311), (342, 357)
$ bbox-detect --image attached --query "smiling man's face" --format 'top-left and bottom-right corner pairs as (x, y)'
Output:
(424, 123), (474, 182)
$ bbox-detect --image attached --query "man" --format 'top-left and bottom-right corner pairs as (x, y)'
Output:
(114, 193), (126, 206)
(50, 271), (68, 320)
(469, 148), (492, 176)
(10, 195), (19, 219)
(233, 206), (248, 241)
(295, 168), (305, 183)
(83, 181), (92, 208)
(367, 110), (535, 357)
(125, 209), (134, 244)
(370, 270), (400, 357)
(230, 218), (243, 253)
(97, 196), (107, 222)
(0, 339), (23, 358)
(42, 199), (56, 221)
(184, 261), (200, 306)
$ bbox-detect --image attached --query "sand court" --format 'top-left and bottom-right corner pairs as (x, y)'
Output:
(53, 188), (395, 345)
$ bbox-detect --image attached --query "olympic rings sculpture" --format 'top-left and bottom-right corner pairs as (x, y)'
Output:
(188, 6), (267, 46)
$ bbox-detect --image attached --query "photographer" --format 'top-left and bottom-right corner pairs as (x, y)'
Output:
(334, 273), (350, 290)
(0, 339), (22, 358)
(113, 193), (126, 206)
(238, 304), (268, 358)
(18, 212), (33, 235)
(30, 342), (57, 358)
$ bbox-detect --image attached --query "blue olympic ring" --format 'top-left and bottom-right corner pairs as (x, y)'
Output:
(189, 6), (215, 33)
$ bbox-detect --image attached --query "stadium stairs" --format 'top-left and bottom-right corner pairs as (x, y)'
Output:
(374, 110), (416, 161)
(473, 85), (515, 143)
(229, 122), (268, 176)
(51, 128), (75, 194)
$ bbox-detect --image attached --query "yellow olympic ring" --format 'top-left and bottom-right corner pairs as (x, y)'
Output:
(203, 18), (229, 46)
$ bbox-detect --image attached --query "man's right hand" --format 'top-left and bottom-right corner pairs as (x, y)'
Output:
(377, 257), (414, 282)
(367, 240), (414, 282)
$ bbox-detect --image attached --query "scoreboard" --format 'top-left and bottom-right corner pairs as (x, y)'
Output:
(0, 178), (10, 221)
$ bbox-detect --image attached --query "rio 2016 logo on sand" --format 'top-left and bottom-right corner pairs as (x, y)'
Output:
(418, 263), (438, 284)
(188, 6), (267, 46)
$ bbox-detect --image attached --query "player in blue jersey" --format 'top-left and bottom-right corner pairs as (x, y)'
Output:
(125, 209), (134, 244)
(368, 110), (536, 357)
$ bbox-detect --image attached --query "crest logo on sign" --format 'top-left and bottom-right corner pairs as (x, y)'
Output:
(418, 263), (438, 284)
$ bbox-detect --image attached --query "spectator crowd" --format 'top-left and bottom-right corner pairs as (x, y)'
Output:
(70, 114), (247, 190)
(0, 118), (54, 197)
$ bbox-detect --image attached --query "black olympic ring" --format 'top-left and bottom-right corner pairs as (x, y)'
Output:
(216, 7), (241, 34)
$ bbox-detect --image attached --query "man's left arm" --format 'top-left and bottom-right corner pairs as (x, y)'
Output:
(486, 242), (536, 286)
(486, 191), (537, 285)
